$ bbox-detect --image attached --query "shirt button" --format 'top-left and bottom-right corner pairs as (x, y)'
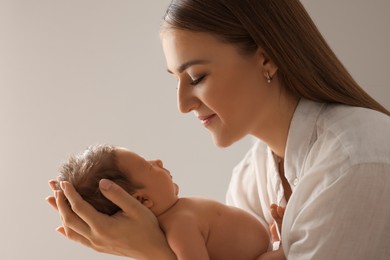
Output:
(293, 178), (299, 186)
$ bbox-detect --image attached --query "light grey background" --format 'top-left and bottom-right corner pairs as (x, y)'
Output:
(0, 1), (389, 259)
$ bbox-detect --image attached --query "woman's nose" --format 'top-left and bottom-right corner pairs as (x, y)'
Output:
(177, 83), (199, 113)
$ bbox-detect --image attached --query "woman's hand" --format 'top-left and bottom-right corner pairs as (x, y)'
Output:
(257, 246), (285, 260)
(269, 204), (285, 244)
(46, 179), (176, 260)
(270, 204), (285, 233)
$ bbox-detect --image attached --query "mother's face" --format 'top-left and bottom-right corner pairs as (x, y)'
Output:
(161, 28), (277, 147)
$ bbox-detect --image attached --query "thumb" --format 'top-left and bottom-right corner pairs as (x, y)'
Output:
(99, 179), (142, 216)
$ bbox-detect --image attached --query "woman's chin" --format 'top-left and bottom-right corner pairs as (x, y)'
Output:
(211, 133), (241, 148)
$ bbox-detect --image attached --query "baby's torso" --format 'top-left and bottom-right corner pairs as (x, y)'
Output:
(158, 197), (269, 260)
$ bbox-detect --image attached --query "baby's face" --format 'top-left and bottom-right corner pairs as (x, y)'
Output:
(115, 148), (179, 214)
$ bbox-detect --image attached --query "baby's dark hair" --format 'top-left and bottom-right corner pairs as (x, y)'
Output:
(57, 144), (142, 215)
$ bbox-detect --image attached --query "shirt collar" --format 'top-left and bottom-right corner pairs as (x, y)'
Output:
(284, 99), (326, 183)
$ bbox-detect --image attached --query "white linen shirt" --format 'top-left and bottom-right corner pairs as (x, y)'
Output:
(226, 99), (390, 259)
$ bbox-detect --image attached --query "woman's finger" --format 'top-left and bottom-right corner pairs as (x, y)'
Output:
(56, 226), (109, 253)
(277, 206), (285, 219)
(46, 195), (58, 210)
(56, 189), (92, 238)
(270, 204), (279, 220)
(56, 226), (91, 247)
(60, 181), (107, 229)
(269, 223), (280, 243)
(56, 226), (66, 236)
(99, 179), (145, 217)
(48, 179), (59, 191)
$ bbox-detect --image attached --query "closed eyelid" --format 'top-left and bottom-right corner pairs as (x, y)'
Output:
(144, 160), (152, 171)
(190, 74), (207, 85)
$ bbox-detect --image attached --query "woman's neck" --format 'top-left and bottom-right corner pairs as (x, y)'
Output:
(253, 94), (299, 159)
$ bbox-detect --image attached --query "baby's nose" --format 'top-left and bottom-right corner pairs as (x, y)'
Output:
(154, 160), (163, 168)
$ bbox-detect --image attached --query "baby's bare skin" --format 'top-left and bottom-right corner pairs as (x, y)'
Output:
(56, 146), (277, 260)
(157, 197), (270, 260)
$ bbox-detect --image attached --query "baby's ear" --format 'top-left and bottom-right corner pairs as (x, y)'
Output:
(132, 191), (154, 209)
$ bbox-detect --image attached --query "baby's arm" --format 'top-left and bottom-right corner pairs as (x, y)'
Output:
(163, 213), (209, 260)
(256, 247), (285, 260)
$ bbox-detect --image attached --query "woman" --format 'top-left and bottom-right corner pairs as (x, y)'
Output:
(47, 0), (390, 259)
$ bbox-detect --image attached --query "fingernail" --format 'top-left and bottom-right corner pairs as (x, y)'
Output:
(60, 181), (66, 191)
(100, 179), (113, 190)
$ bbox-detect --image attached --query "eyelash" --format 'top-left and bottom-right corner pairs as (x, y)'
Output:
(190, 75), (206, 86)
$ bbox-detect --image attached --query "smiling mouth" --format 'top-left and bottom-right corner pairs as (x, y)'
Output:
(198, 114), (216, 126)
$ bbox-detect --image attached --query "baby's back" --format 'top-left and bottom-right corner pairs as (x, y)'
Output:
(159, 197), (269, 260)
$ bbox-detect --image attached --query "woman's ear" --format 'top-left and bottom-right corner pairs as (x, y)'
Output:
(255, 47), (278, 79)
(132, 191), (154, 209)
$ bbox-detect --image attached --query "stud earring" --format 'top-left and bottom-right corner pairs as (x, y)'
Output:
(265, 72), (272, 84)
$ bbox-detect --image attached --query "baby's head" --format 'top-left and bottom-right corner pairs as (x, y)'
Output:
(57, 144), (142, 215)
(58, 144), (179, 216)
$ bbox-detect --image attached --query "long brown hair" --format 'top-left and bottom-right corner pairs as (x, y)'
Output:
(163, 0), (389, 116)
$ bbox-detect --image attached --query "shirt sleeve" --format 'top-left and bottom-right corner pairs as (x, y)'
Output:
(283, 163), (390, 259)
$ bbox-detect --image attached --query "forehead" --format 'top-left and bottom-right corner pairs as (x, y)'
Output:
(115, 148), (146, 174)
(161, 29), (237, 72)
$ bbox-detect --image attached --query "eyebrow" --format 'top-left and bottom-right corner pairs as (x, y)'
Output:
(167, 59), (210, 74)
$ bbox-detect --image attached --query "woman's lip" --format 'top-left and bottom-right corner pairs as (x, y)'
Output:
(198, 114), (216, 126)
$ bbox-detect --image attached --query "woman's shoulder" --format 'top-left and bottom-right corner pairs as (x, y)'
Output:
(318, 103), (390, 139)
(315, 104), (390, 165)
(321, 103), (389, 126)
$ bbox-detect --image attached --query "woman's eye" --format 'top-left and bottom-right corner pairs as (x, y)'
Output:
(190, 75), (206, 86)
